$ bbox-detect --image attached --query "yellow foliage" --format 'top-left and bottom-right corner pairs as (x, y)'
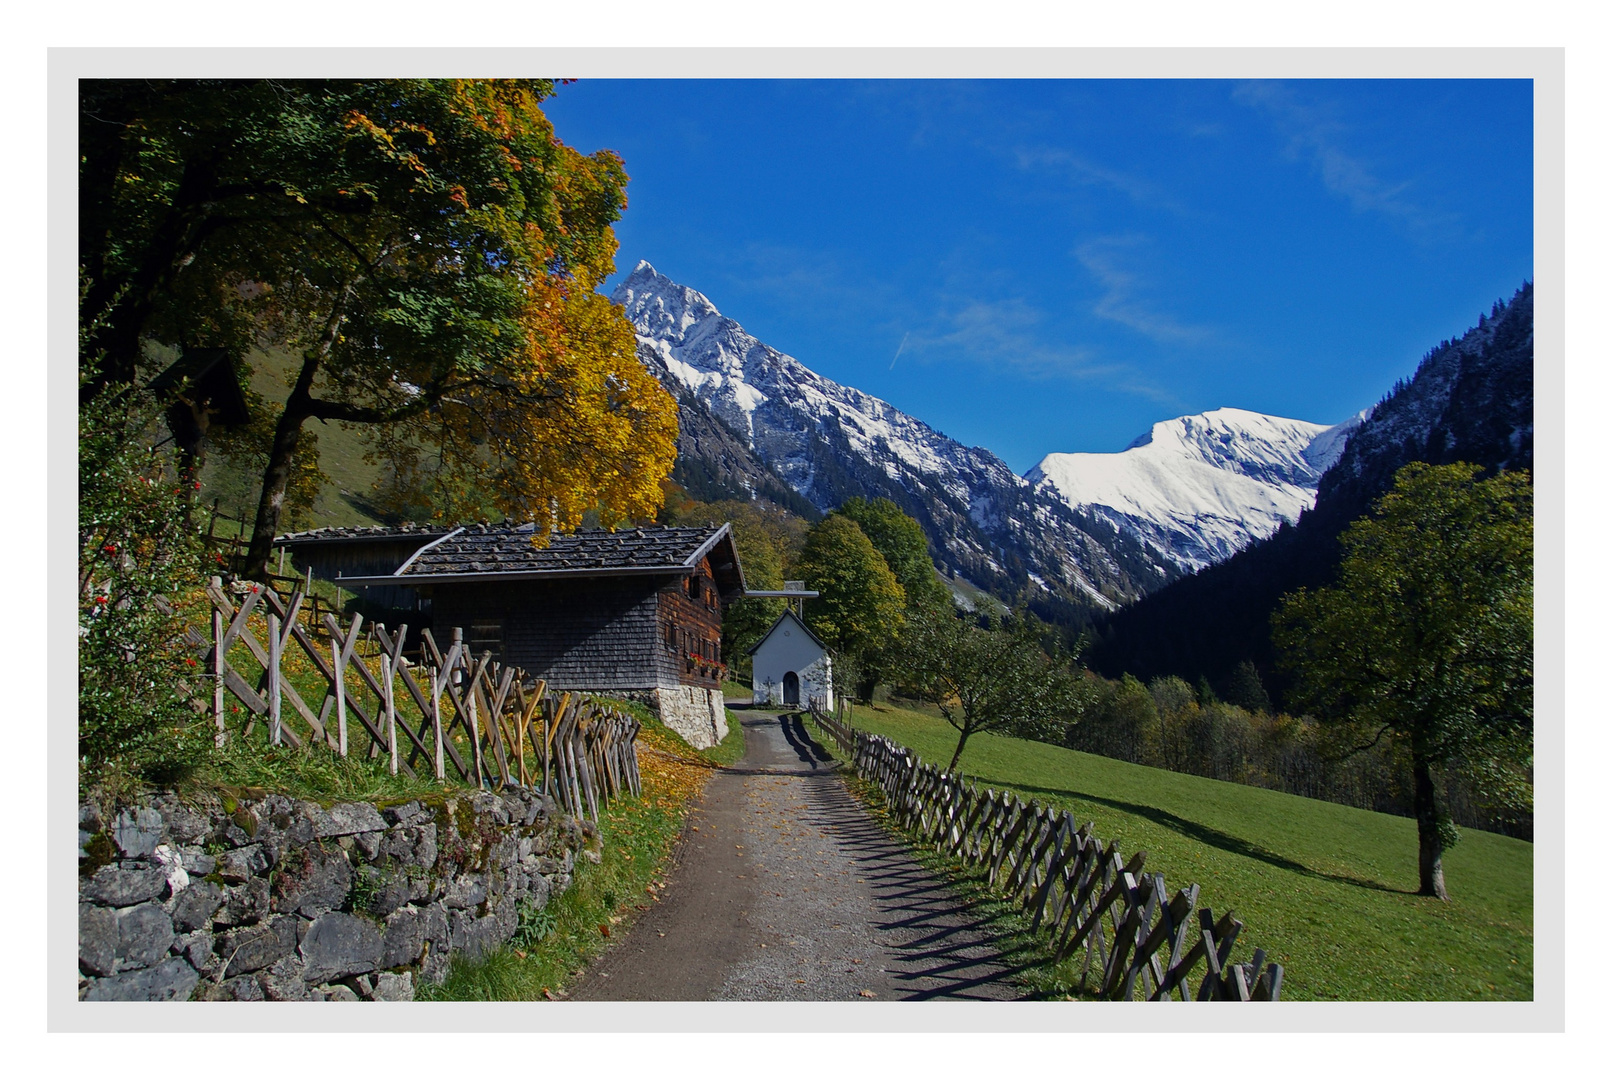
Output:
(489, 279), (679, 537)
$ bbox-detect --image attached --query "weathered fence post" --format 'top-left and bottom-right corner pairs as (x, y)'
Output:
(328, 612), (363, 758)
(211, 577), (225, 747)
(266, 612), (282, 746)
(381, 649), (397, 776)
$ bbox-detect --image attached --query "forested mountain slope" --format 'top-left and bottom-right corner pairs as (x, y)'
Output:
(1085, 282), (1534, 701)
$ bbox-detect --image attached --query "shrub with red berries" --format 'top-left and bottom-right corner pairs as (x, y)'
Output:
(79, 383), (210, 785)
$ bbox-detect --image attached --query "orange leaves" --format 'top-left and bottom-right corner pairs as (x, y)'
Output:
(635, 723), (717, 810)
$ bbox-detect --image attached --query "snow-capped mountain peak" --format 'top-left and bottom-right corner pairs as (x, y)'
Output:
(613, 261), (994, 503)
(612, 264), (1176, 610)
(1028, 408), (1363, 573)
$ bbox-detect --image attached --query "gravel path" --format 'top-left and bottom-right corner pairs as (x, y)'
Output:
(568, 711), (1031, 1001)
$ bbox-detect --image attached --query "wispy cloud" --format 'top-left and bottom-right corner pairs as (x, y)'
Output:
(1014, 147), (1187, 215)
(708, 243), (914, 343)
(692, 237), (1179, 405)
(1232, 80), (1461, 242)
(1075, 236), (1212, 345)
(907, 294), (1173, 406)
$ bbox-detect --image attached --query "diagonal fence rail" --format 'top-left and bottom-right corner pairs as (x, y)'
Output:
(183, 576), (640, 822)
(807, 705), (1283, 1002)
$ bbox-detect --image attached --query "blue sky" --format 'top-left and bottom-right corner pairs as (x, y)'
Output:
(543, 79), (1533, 474)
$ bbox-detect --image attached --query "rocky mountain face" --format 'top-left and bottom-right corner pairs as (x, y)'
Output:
(1029, 407), (1363, 575)
(612, 261), (1175, 620)
(613, 260), (1531, 654)
(1085, 282), (1535, 699)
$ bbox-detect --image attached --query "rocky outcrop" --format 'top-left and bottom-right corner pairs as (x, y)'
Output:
(77, 787), (588, 1001)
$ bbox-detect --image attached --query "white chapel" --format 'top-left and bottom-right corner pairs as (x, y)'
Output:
(748, 609), (834, 710)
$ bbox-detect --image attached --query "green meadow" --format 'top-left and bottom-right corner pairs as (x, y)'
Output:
(839, 701), (1532, 1002)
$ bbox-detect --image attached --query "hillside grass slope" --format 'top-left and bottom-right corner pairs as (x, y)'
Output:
(843, 701), (1532, 1002)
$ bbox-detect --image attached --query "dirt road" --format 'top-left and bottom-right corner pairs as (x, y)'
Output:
(568, 711), (1030, 1001)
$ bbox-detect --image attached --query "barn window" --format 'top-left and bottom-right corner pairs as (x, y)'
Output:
(687, 575), (701, 600)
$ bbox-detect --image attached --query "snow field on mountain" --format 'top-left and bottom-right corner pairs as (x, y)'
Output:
(1030, 408), (1362, 571)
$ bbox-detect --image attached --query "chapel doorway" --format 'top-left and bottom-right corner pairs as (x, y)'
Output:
(783, 671), (800, 705)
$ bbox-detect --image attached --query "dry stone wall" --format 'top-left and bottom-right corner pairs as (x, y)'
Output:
(77, 786), (594, 1001)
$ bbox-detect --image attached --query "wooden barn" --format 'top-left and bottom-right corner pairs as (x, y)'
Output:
(280, 522), (745, 748)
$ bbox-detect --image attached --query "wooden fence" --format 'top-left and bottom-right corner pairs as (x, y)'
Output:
(184, 576), (641, 823)
(806, 706), (1283, 1002)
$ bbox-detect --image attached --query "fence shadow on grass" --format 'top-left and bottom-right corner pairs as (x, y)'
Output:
(966, 774), (1413, 896)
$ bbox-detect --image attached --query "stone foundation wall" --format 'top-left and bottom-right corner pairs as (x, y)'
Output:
(77, 786), (592, 1002)
(650, 686), (728, 750)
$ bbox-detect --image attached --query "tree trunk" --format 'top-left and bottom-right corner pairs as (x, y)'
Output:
(947, 728), (971, 774)
(81, 153), (222, 403)
(1412, 752), (1449, 900)
(242, 288), (353, 578)
(243, 392), (313, 579)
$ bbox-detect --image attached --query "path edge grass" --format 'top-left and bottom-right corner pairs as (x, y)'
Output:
(418, 701), (747, 1001)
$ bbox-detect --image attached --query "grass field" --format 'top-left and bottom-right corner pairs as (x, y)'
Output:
(838, 701), (1533, 1002)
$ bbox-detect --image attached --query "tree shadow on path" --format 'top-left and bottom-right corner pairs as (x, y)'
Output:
(794, 775), (1048, 1000)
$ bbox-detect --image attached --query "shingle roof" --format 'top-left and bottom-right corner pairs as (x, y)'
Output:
(397, 523), (729, 578)
(276, 524), (453, 547)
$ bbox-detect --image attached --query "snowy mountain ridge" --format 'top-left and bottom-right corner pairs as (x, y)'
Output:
(1028, 407), (1366, 573)
(611, 259), (1369, 609)
(614, 261), (1001, 507)
(612, 261), (1176, 612)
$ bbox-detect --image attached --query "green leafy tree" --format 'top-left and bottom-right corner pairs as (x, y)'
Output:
(1272, 462), (1532, 899)
(1150, 675), (1197, 772)
(898, 608), (1089, 772)
(1078, 673), (1158, 764)
(669, 498), (797, 675)
(1222, 660), (1274, 715)
(792, 515), (905, 689)
(831, 497), (951, 698)
(832, 497), (949, 613)
(80, 79), (677, 576)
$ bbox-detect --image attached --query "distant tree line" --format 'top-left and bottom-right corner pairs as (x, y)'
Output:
(1064, 668), (1531, 841)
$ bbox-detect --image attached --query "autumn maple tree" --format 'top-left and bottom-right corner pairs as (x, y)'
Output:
(79, 79), (677, 575)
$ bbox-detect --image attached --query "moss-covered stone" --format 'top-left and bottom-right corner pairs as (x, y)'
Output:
(79, 830), (117, 878)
